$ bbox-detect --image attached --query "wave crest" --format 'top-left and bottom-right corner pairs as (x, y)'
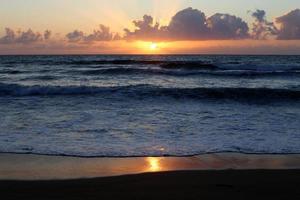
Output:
(0, 83), (299, 101)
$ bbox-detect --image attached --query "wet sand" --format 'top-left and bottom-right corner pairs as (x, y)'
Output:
(0, 153), (300, 199)
(1, 153), (300, 180)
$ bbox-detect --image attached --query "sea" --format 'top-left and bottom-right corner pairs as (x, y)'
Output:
(0, 55), (299, 157)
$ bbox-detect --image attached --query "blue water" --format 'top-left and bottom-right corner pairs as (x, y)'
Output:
(0, 55), (299, 157)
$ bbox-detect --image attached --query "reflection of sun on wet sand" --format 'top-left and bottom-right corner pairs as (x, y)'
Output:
(1, 153), (300, 180)
(147, 157), (161, 171)
(1, 153), (300, 199)
(0, 154), (300, 200)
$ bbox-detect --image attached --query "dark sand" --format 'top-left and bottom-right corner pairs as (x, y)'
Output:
(1, 170), (300, 200)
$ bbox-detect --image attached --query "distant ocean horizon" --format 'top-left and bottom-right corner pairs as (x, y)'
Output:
(2, 54), (300, 56)
(0, 55), (299, 157)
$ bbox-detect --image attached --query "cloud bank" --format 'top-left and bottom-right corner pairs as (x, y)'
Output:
(66, 24), (120, 43)
(123, 7), (300, 41)
(124, 8), (249, 41)
(1, 7), (300, 48)
(0, 28), (51, 44)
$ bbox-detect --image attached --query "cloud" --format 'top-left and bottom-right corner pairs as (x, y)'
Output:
(251, 9), (278, 39)
(0, 28), (49, 44)
(252, 9), (266, 22)
(16, 29), (43, 44)
(44, 30), (52, 40)
(276, 9), (300, 40)
(2, 7), (300, 50)
(167, 7), (209, 40)
(65, 30), (85, 42)
(66, 24), (120, 43)
(124, 7), (249, 41)
(123, 15), (167, 40)
(0, 28), (15, 44)
(207, 13), (249, 39)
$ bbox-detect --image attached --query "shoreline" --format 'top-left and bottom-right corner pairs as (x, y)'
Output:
(1, 153), (300, 180)
(1, 153), (300, 199)
(2, 151), (300, 158)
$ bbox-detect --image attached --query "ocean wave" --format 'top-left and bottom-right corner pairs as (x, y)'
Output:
(54, 60), (219, 70)
(0, 83), (299, 101)
(0, 70), (26, 74)
(3, 58), (300, 69)
(69, 67), (204, 76)
(20, 75), (59, 81)
(1, 59), (163, 66)
(3, 57), (300, 75)
(2, 59), (200, 66)
(66, 67), (300, 77)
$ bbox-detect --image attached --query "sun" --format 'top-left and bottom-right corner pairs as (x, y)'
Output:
(150, 43), (158, 51)
(134, 41), (168, 54)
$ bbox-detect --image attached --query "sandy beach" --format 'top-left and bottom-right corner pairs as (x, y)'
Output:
(0, 153), (300, 199)
(1, 153), (300, 179)
(1, 170), (300, 199)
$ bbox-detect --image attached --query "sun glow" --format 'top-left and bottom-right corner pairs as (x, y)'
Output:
(134, 41), (169, 53)
(150, 43), (158, 50)
(147, 157), (161, 171)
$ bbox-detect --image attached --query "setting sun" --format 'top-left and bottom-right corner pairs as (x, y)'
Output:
(134, 41), (170, 53)
(150, 43), (158, 51)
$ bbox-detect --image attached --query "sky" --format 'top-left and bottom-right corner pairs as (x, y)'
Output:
(0, 0), (300, 54)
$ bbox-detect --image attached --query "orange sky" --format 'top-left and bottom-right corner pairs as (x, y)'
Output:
(1, 40), (300, 55)
(1, 1), (300, 54)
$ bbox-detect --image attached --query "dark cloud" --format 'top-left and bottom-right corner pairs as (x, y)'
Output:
(207, 13), (249, 39)
(0, 28), (49, 44)
(276, 9), (300, 40)
(167, 7), (209, 40)
(66, 30), (85, 42)
(85, 25), (115, 42)
(123, 15), (167, 40)
(66, 24), (119, 43)
(252, 9), (266, 22)
(124, 7), (249, 41)
(251, 9), (278, 39)
(16, 29), (43, 44)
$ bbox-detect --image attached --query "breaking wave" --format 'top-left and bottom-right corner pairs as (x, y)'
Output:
(0, 83), (299, 101)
